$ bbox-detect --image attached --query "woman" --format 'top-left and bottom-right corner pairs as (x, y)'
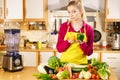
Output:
(56, 0), (94, 64)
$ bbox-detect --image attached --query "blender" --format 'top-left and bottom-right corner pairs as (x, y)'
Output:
(2, 29), (23, 72)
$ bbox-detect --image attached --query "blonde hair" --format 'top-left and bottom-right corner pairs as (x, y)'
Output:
(67, 0), (87, 21)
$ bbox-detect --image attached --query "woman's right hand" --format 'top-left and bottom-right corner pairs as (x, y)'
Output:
(68, 39), (75, 44)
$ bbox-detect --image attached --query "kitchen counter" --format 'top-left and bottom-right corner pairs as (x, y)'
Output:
(1, 45), (120, 67)
(1, 45), (120, 53)
(0, 67), (118, 80)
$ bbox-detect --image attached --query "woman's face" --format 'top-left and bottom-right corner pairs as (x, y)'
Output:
(67, 5), (82, 21)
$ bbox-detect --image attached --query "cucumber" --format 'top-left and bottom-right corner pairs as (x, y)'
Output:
(72, 67), (88, 73)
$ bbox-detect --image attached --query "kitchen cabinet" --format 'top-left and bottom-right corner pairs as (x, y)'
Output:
(19, 52), (37, 67)
(5, 0), (23, 22)
(0, 0), (48, 30)
(0, 0), (4, 22)
(25, 0), (48, 30)
(104, 0), (120, 31)
(25, 0), (43, 19)
(101, 52), (120, 80)
(39, 52), (54, 63)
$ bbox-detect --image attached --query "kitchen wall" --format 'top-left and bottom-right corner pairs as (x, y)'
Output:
(48, 10), (107, 45)
(5, 10), (106, 45)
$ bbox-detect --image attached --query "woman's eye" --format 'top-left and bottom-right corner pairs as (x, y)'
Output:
(72, 11), (76, 13)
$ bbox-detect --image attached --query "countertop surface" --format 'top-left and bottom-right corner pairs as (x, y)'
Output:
(0, 67), (118, 80)
(0, 45), (120, 53)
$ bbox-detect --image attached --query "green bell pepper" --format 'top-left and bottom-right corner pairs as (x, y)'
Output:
(77, 33), (84, 41)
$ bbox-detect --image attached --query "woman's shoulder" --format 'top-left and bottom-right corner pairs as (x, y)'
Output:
(84, 22), (94, 30)
(60, 21), (69, 29)
(61, 21), (69, 26)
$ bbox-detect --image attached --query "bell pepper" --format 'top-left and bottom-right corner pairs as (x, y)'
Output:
(77, 33), (84, 41)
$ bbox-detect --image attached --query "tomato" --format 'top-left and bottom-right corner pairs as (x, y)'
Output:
(52, 74), (57, 80)
(96, 74), (100, 79)
(91, 74), (96, 79)
(73, 73), (79, 78)
(71, 75), (76, 79)
(57, 67), (64, 72)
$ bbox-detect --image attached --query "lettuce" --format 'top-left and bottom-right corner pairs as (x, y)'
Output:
(97, 68), (109, 80)
(56, 70), (70, 79)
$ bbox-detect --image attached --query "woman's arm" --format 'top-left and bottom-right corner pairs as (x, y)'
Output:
(56, 23), (71, 52)
(80, 25), (94, 56)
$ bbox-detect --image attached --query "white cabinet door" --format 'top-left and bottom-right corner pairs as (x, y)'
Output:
(5, 0), (23, 19)
(101, 53), (120, 80)
(0, 0), (4, 19)
(25, 0), (43, 19)
(107, 0), (120, 19)
(20, 52), (36, 66)
(40, 52), (54, 63)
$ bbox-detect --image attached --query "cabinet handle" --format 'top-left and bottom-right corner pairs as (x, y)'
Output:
(111, 67), (116, 69)
(21, 55), (24, 61)
(107, 57), (116, 59)
(107, 8), (109, 15)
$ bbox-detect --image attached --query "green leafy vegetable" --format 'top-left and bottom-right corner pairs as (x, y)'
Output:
(56, 70), (70, 79)
(33, 73), (53, 80)
(90, 58), (110, 80)
(48, 56), (60, 71)
(97, 68), (109, 80)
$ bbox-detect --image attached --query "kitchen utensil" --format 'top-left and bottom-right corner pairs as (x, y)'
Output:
(53, 18), (58, 35)
(93, 21), (101, 43)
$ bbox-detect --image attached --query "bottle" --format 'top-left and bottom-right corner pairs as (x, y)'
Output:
(37, 41), (42, 49)
(19, 36), (24, 48)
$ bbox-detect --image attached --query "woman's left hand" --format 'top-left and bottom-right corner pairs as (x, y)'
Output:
(78, 40), (84, 44)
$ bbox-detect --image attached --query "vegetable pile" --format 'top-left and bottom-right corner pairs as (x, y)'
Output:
(33, 56), (111, 80)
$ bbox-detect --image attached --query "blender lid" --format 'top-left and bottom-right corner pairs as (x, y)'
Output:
(4, 29), (20, 34)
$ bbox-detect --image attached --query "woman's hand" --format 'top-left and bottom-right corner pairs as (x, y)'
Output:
(68, 39), (75, 44)
(77, 40), (84, 44)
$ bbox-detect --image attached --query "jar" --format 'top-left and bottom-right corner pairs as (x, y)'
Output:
(29, 22), (37, 30)
(38, 22), (46, 30)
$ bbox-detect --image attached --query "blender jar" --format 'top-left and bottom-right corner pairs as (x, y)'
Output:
(4, 29), (20, 54)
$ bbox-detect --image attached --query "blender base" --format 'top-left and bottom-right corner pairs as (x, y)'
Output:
(2, 54), (23, 72)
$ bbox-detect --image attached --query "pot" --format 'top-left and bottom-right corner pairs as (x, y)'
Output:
(93, 21), (101, 43)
